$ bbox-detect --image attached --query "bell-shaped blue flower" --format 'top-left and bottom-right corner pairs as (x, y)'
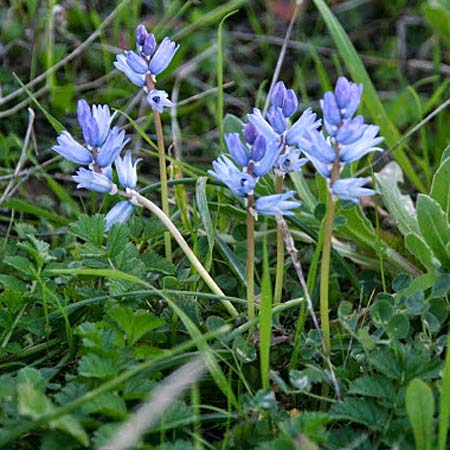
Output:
(208, 156), (256, 197)
(339, 125), (383, 164)
(277, 149), (308, 174)
(243, 122), (258, 145)
(72, 168), (117, 194)
(331, 177), (375, 202)
(96, 127), (129, 168)
(225, 133), (249, 167)
(105, 200), (135, 231)
(335, 115), (367, 145)
(284, 108), (321, 146)
(321, 91), (341, 129)
(247, 108), (279, 143)
(115, 151), (141, 189)
(255, 191), (300, 217)
(298, 130), (336, 165)
(114, 54), (146, 87)
(77, 100), (113, 147)
(52, 131), (93, 165)
(253, 138), (281, 177)
(267, 106), (287, 134)
(125, 51), (149, 74)
(149, 37), (179, 76)
(146, 89), (175, 113)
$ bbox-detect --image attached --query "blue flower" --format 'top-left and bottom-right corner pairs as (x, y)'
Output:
(267, 106), (287, 134)
(335, 115), (367, 145)
(284, 108), (322, 146)
(277, 149), (308, 174)
(253, 137), (281, 177)
(225, 133), (249, 167)
(339, 125), (384, 164)
(114, 54), (146, 87)
(95, 127), (129, 168)
(298, 130), (336, 165)
(52, 131), (93, 165)
(247, 108), (279, 143)
(270, 81), (298, 118)
(72, 167), (117, 194)
(105, 200), (135, 231)
(208, 156), (256, 197)
(331, 177), (375, 202)
(148, 37), (179, 76)
(115, 151), (141, 189)
(146, 89), (175, 113)
(77, 100), (113, 147)
(254, 191), (300, 216)
(334, 77), (363, 119)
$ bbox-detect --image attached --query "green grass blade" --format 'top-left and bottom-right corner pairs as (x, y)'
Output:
(439, 330), (450, 450)
(311, 0), (426, 192)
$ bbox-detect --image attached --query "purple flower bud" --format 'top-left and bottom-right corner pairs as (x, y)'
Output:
(251, 135), (267, 162)
(225, 133), (249, 167)
(105, 201), (135, 231)
(82, 116), (100, 147)
(267, 106), (287, 134)
(243, 123), (258, 145)
(253, 139), (280, 177)
(135, 24), (148, 46)
(72, 167), (117, 194)
(321, 92), (341, 128)
(334, 77), (362, 119)
(77, 99), (91, 131)
(282, 89), (298, 118)
(143, 33), (156, 57)
(125, 51), (149, 74)
(271, 81), (286, 108)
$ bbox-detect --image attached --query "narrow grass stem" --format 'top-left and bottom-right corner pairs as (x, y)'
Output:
(246, 195), (255, 320)
(129, 189), (238, 317)
(320, 192), (336, 357)
(146, 75), (172, 261)
(273, 174), (285, 305)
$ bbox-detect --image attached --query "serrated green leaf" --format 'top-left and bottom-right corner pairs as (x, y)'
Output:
(368, 349), (402, 380)
(375, 162), (419, 236)
(140, 250), (175, 274)
(330, 398), (389, 429)
(430, 157), (450, 222)
(3, 255), (35, 278)
(106, 222), (129, 258)
(107, 306), (165, 346)
(69, 214), (105, 246)
(18, 383), (53, 419)
(78, 353), (116, 379)
(0, 274), (27, 292)
(406, 379), (435, 450)
(416, 194), (450, 267)
(348, 375), (396, 401)
(82, 391), (127, 419)
(51, 415), (89, 447)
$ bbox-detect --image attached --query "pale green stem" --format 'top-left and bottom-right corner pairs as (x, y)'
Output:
(319, 193), (336, 357)
(129, 189), (238, 317)
(273, 174), (285, 305)
(146, 75), (172, 261)
(246, 194), (255, 320)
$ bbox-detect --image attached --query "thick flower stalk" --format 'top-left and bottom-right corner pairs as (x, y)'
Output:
(293, 76), (384, 356)
(114, 24), (180, 260)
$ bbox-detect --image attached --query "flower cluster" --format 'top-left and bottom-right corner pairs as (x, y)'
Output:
(52, 99), (141, 230)
(296, 77), (384, 202)
(209, 77), (383, 209)
(114, 24), (179, 112)
(209, 81), (322, 217)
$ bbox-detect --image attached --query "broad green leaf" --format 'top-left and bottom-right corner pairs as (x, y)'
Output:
(336, 204), (376, 250)
(430, 156), (450, 222)
(215, 236), (246, 286)
(312, 0), (425, 192)
(69, 214), (105, 245)
(369, 349), (402, 380)
(51, 415), (89, 447)
(330, 398), (389, 429)
(406, 379), (435, 450)
(106, 222), (129, 258)
(232, 335), (256, 363)
(405, 232), (437, 271)
(140, 250), (176, 274)
(290, 171), (317, 213)
(18, 383), (53, 419)
(78, 353), (116, 379)
(370, 300), (394, 326)
(107, 306), (165, 346)
(348, 375), (396, 401)
(386, 314), (410, 339)
(4, 255), (35, 278)
(416, 194), (450, 267)
(82, 391), (127, 419)
(375, 162), (419, 236)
